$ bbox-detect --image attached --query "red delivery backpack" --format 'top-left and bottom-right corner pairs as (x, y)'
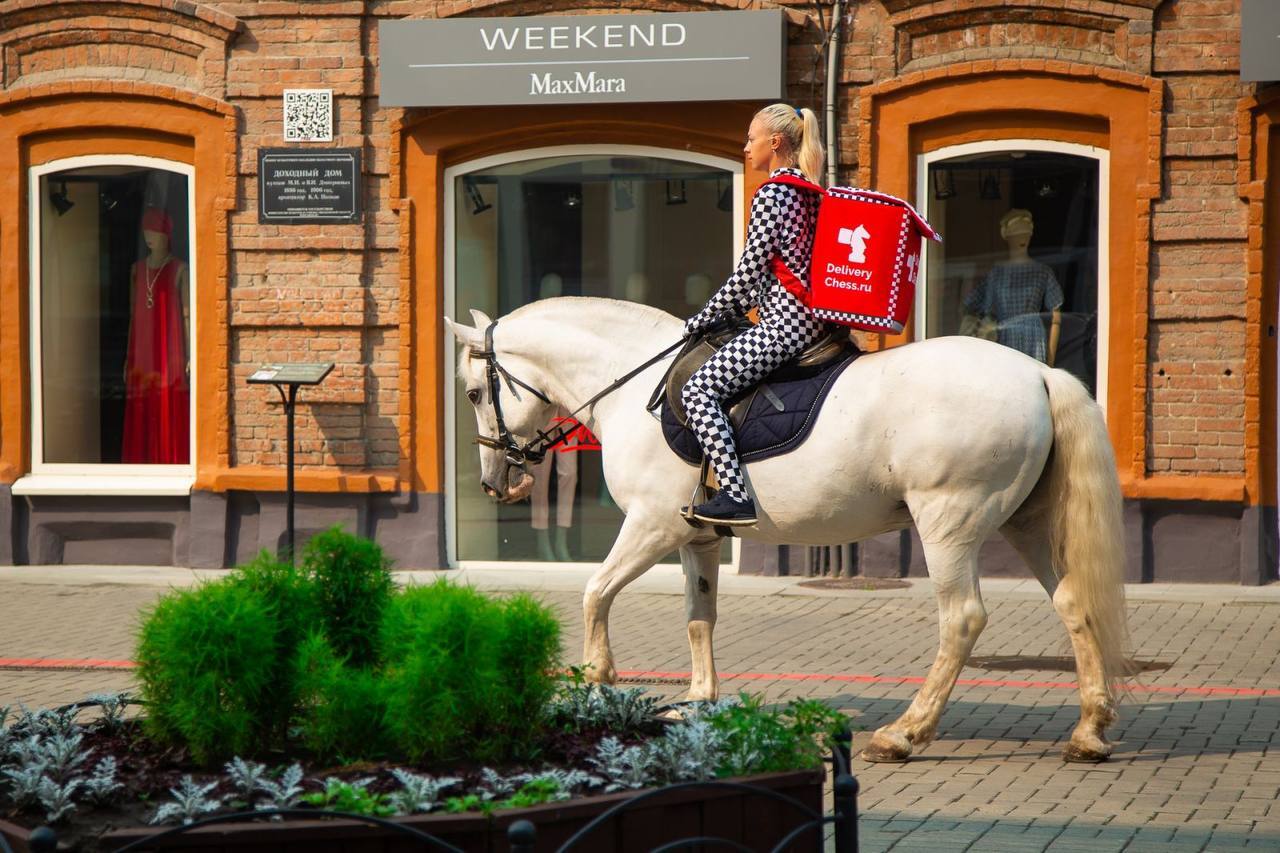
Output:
(766, 176), (942, 334)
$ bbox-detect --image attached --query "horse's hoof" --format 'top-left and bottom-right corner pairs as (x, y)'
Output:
(861, 729), (912, 763)
(1062, 735), (1112, 763)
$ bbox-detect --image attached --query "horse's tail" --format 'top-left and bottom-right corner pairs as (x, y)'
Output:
(1039, 366), (1132, 692)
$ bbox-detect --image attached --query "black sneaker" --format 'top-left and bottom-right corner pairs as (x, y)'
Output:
(686, 491), (758, 526)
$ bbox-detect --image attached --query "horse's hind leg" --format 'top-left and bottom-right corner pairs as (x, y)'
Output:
(680, 535), (722, 701)
(863, 539), (987, 762)
(1002, 516), (1117, 762)
(582, 512), (692, 685)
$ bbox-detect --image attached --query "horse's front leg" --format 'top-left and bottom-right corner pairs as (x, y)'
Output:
(680, 535), (722, 701)
(582, 510), (692, 685)
(863, 539), (987, 762)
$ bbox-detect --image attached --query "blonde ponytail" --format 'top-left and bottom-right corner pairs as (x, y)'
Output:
(797, 107), (825, 187)
(754, 104), (827, 186)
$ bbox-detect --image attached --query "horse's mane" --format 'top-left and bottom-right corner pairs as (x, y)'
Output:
(506, 296), (678, 338)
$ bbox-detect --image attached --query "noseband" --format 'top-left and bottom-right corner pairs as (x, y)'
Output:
(467, 320), (686, 469)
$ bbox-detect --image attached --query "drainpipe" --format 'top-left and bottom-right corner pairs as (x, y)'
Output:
(825, 0), (844, 188)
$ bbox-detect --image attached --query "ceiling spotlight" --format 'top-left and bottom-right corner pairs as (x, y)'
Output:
(1036, 180), (1058, 199)
(665, 179), (687, 206)
(564, 191), (581, 209)
(465, 180), (491, 215)
(50, 181), (74, 216)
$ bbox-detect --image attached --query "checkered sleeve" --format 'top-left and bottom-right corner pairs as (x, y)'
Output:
(685, 185), (785, 335)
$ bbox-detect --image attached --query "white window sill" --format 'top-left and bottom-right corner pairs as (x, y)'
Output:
(11, 474), (194, 497)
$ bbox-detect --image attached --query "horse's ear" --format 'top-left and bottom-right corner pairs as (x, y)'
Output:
(443, 316), (481, 349)
(468, 308), (494, 329)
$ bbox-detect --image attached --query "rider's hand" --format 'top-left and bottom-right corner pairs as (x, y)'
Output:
(683, 315), (707, 338)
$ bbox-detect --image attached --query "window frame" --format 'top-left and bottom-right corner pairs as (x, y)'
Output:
(17, 154), (197, 495)
(443, 144), (744, 570)
(915, 139), (1111, 411)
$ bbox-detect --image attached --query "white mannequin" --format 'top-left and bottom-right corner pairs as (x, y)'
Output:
(532, 271), (578, 561)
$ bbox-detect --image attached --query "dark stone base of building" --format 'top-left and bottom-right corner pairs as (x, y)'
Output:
(0, 487), (1273, 584)
(0, 487), (447, 571)
(741, 499), (1279, 586)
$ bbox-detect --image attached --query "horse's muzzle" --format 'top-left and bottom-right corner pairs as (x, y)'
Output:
(482, 466), (535, 504)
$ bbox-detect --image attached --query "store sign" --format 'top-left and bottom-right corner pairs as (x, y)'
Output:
(378, 11), (785, 106)
(258, 148), (361, 224)
(1242, 0), (1280, 82)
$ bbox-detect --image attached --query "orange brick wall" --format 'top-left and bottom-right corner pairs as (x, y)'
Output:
(0, 0), (1270, 492)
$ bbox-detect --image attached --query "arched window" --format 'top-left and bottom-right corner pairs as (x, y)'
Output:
(445, 146), (741, 565)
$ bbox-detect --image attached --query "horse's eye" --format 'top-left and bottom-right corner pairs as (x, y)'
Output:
(466, 388), (481, 404)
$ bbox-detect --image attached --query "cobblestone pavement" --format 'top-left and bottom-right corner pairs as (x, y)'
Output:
(0, 567), (1277, 851)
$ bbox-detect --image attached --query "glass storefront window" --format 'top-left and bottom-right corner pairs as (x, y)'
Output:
(451, 153), (736, 563)
(33, 162), (193, 467)
(922, 150), (1101, 395)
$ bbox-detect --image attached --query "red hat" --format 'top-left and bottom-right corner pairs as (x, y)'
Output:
(141, 207), (173, 237)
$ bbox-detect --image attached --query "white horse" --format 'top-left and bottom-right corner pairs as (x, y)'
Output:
(446, 297), (1130, 763)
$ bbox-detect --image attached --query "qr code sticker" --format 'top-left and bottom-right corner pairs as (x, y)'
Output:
(283, 89), (333, 142)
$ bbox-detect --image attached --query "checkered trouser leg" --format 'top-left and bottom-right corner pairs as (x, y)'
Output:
(681, 288), (825, 503)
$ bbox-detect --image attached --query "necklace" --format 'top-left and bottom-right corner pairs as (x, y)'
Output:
(144, 256), (169, 309)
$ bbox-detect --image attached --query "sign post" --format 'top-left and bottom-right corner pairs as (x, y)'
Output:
(247, 363), (335, 562)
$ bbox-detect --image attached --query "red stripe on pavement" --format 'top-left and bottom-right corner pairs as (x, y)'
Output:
(1, 659), (1275, 698)
(0, 658), (136, 671)
(616, 670), (1280, 698)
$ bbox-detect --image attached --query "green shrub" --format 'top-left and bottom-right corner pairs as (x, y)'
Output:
(294, 631), (391, 759)
(135, 579), (282, 763)
(379, 581), (560, 762)
(229, 554), (318, 740)
(301, 527), (395, 669)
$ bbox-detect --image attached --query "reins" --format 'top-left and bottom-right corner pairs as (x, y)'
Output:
(469, 320), (684, 466)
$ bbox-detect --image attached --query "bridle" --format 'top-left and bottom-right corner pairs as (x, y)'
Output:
(467, 321), (684, 468)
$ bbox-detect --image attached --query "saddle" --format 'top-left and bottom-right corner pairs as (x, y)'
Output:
(648, 318), (862, 467)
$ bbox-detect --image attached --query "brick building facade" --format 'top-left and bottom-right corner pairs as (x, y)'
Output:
(0, 0), (1274, 583)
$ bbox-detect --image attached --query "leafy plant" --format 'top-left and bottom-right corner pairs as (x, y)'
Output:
(82, 757), (124, 804)
(302, 777), (394, 818)
(149, 776), (223, 825)
(255, 764), (305, 811)
(550, 681), (662, 733)
(86, 692), (131, 733)
(36, 776), (81, 823)
(2, 764), (47, 806)
(387, 769), (459, 815)
(503, 777), (566, 808)
(224, 757), (270, 803)
(588, 736), (658, 792)
(649, 719), (724, 782)
(703, 695), (845, 777)
(301, 527), (395, 669)
(40, 732), (92, 783)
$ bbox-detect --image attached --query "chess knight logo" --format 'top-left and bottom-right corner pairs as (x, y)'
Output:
(837, 224), (871, 263)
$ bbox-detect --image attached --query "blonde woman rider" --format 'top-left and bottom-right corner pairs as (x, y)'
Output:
(680, 104), (828, 525)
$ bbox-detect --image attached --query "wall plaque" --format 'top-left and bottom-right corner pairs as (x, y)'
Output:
(378, 11), (785, 107)
(258, 148), (361, 224)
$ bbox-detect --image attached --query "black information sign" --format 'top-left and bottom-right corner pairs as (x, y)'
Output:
(258, 148), (361, 224)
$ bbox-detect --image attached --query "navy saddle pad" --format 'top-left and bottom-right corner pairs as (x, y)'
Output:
(659, 348), (861, 466)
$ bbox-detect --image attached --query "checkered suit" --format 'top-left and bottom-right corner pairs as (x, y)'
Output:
(681, 168), (826, 503)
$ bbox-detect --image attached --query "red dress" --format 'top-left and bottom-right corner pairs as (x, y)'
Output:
(123, 257), (189, 464)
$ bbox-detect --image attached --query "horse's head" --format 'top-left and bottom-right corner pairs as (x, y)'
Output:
(445, 309), (552, 504)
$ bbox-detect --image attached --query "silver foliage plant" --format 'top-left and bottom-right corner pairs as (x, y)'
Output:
(551, 682), (662, 732)
(588, 717), (728, 793)
(85, 693), (131, 733)
(255, 764), (306, 811)
(224, 757), (271, 803)
(36, 776), (81, 824)
(81, 758), (124, 804)
(149, 776), (223, 825)
(387, 769), (460, 815)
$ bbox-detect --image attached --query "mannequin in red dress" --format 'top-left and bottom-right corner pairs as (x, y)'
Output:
(122, 207), (190, 464)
